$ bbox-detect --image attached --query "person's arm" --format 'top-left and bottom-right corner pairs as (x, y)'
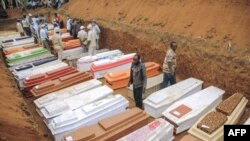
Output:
(128, 66), (133, 87)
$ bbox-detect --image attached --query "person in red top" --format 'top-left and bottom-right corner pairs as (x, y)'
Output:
(54, 13), (64, 28)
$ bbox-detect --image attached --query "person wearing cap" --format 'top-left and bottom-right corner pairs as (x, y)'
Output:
(52, 28), (64, 60)
(40, 24), (50, 52)
(86, 23), (98, 56)
(77, 26), (88, 52)
(16, 19), (24, 36)
(162, 41), (178, 88)
(91, 19), (101, 49)
(128, 54), (147, 109)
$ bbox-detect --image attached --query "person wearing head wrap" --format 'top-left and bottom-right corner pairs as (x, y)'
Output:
(86, 23), (98, 56)
(77, 25), (88, 52)
(52, 28), (64, 60)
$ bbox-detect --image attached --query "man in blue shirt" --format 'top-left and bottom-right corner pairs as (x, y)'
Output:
(40, 24), (50, 52)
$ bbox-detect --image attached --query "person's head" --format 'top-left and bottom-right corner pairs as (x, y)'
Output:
(23, 15), (26, 18)
(54, 13), (58, 17)
(28, 13), (32, 17)
(80, 26), (85, 30)
(87, 24), (92, 30)
(133, 54), (141, 65)
(170, 41), (177, 52)
(91, 19), (96, 25)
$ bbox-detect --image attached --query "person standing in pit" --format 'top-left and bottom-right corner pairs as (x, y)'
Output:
(91, 19), (101, 49)
(77, 26), (88, 52)
(128, 54), (147, 109)
(162, 41), (177, 88)
(40, 24), (50, 52)
(66, 16), (72, 34)
(16, 19), (25, 36)
(86, 24), (97, 56)
(22, 15), (31, 36)
(52, 28), (64, 60)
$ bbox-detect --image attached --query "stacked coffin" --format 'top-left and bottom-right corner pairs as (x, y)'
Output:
(47, 94), (129, 141)
(162, 86), (225, 134)
(3, 44), (41, 55)
(49, 33), (73, 42)
(118, 118), (174, 141)
(23, 66), (78, 95)
(62, 108), (149, 141)
(63, 39), (81, 50)
(31, 72), (93, 97)
(128, 74), (163, 100)
(34, 79), (102, 109)
(12, 56), (57, 72)
(143, 77), (203, 118)
(77, 49), (123, 72)
(14, 61), (68, 89)
(91, 53), (136, 79)
(104, 62), (161, 90)
(188, 93), (248, 141)
(1, 37), (34, 48)
(66, 48), (109, 66)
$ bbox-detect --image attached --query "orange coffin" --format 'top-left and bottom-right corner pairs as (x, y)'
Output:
(104, 69), (130, 90)
(145, 62), (160, 78)
(63, 39), (81, 50)
(23, 66), (78, 95)
(62, 108), (150, 141)
(31, 72), (92, 97)
(3, 44), (41, 55)
(48, 28), (67, 36)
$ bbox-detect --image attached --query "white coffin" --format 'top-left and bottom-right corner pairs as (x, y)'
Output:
(34, 79), (102, 109)
(49, 33), (71, 40)
(77, 49), (123, 72)
(118, 118), (174, 141)
(48, 94), (129, 141)
(143, 77), (203, 118)
(162, 86), (224, 134)
(39, 85), (113, 119)
(2, 38), (34, 48)
(128, 74), (163, 100)
(244, 117), (250, 125)
(61, 47), (83, 60)
(91, 53), (135, 79)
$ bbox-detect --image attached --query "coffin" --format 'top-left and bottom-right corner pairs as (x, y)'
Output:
(104, 69), (130, 90)
(128, 73), (163, 100)
(66, 49), (109, 67)
(61, 47), (83, 60)
(179, 134), (200, 141)
(31, 72), (93, 97)
(244, 117), (250, 125)
(6, 48), (50, 63)
(7, 53), (54, 68)
(1, 37), (34, 48)
(62, 107), (148, 141)
(77, 49), (123, 72)
(23, 66), (78, 91)
(34, 79), (102, 109)
(49, 33), (73, 42)
(104, 62), (161, 90)
(1, 36), (30, 43)
(143, 77), (203, 118)
(162, 86), (225, 134)
(3, 44), (41, 55)
(118, 118), (174, 141)
(188, 93), (248, 141)
(63, 39), (81, 50)
(91, 53), (136, 79)
(48, 28), (67, 36)
(49, 95), (129, 141)
(39, 85), (113, 119)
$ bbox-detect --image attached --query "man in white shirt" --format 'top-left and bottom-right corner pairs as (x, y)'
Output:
(77, 26), (88, 52)
(87, 24), (98, 56)
(91, 19), (101, 49)
(22, 15), (31, 36)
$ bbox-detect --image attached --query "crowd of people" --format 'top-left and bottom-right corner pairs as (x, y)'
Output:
(16, 13), (101, 59)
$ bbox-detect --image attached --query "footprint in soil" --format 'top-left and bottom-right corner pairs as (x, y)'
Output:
(20, 103), (31, 116)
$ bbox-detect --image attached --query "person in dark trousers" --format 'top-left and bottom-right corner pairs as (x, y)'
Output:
(128, 54), (147, 109)
(162, 41), (177, 88)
